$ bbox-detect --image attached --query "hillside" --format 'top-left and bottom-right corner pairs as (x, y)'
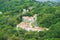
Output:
(0, 0), (60, 40)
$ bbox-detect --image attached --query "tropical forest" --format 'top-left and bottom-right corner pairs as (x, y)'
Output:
(0, 0), (60, 40)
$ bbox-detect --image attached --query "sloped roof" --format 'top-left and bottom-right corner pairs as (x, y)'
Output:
(17, 22), (48, 31)
(16, 14), (49, 31)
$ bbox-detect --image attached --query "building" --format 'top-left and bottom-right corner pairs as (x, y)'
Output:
(16, 14), (49, 32)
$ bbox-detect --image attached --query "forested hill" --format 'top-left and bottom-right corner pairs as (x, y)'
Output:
(0, 0), (60, 40)
(0, 0), (60, 12)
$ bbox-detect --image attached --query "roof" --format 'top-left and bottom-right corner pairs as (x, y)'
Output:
(16, 14), (49, 31)
(17, 22), (48, 31)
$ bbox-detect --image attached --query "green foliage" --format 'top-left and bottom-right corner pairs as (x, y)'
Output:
(0, 0), (60, 40)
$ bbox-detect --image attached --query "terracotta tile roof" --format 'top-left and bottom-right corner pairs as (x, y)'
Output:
(32, 27), (45, 31)
(17, 22), (30, 28)
(16, 14), (49, 31)
(17, 22), (48, 31)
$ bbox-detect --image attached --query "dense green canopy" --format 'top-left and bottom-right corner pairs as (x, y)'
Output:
(0, 0), (60, 40)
